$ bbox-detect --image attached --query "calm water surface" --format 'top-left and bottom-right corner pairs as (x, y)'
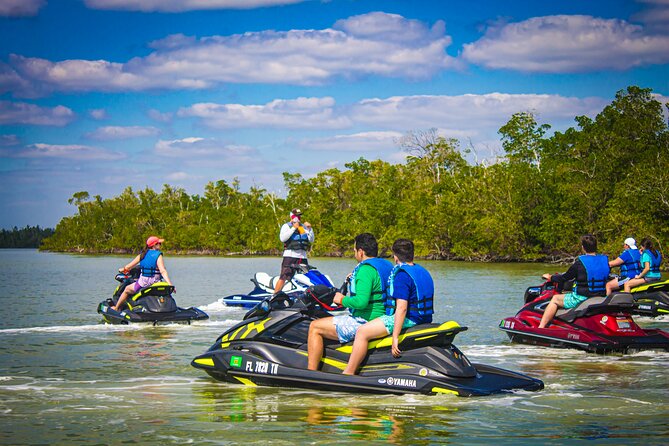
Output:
(1, 250), (668, 445)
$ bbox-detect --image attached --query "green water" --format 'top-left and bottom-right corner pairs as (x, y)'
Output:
(1, 250), (667, 445)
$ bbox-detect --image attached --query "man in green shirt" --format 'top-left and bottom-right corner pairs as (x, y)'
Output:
(307, 233), (393, 371)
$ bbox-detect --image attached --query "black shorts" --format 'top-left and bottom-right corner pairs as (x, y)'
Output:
(279, 257), (308, 280)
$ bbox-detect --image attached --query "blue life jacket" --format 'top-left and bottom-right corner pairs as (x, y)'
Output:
(386, 263), (434, 318)
(349, 257), (393, 305)
(576, 254), (609, 295)
(283, 222), (311, 250)
(646, 249), (662, 275)
(140, 250), (162, 277)
(619, 248), (642, 279)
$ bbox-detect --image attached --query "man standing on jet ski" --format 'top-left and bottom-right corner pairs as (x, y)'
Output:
(605, 237), (642, 295)
(307, 233), (393, 371)
(342, 238), (434, 375)
(539, 234), (610, 328)
(273, 208), (315, 295)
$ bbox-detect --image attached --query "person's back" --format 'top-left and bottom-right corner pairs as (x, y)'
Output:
(574, 254), (610, 298)
(386, 263), (434, 325)
(618, 248), (642, 279)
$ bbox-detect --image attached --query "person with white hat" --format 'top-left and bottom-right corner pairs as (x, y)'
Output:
(605, 237), (642, 295)
(273, 208), (314, 294)
(112, 236), (173, 311)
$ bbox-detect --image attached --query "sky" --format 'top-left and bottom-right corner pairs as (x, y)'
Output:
(1, 0), (668, 229)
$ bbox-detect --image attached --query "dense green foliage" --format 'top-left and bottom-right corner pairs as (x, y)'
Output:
(0, 226), (54, 248)
(41, 87), (669, 262)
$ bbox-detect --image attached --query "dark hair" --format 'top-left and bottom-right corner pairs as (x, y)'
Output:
(139, 245), (150, 261)
(354, 233), (378, 257)
(581, 234), (597, 253)
(392, 238), (414, 263)
(640, 237), (658, 257)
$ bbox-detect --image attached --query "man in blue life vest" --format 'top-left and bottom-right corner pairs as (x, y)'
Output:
(273, 208), (315, 295)
(539, 234), (610, 328)
(605, 237), (642, 295)
(307, 233), (392, 371)
(342, 238), (434, 375)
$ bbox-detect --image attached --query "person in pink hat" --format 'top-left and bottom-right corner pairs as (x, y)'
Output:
(111, 236), (174, 311)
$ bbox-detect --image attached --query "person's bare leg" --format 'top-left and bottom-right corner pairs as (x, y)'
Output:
(307, 317), (337, 370)
(342, 319), (387, 375)
(112, 283), (135, 311)
(606, 278), (619, 296)
(539, 294), (564, 328)
(273, 278), (286, 294)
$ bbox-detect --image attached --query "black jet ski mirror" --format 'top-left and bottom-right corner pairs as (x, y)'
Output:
(243, 291), (293, 320)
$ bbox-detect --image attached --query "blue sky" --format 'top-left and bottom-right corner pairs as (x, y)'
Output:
(1, 0), (668, 229)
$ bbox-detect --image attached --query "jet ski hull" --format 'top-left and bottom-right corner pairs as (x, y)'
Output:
(98, 299), (209, 325)
(630, 279), (669, 317)
(192, 291), (544, 397)
(500, 286), (669, 353)
(192, 347), (543, 396)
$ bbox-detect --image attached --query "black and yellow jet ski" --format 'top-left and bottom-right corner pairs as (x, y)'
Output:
(191, 285), (543, 396)
(630, 279), (669, 317)
(98, 269), (208, 325)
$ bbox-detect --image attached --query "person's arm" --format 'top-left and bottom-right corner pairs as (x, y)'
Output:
(279, 223), (296, 243)
(156, 255), (173, 288)
(636, 259), (650, 279)
(609, 256), (623, 268)
(391, 299), (408, 357)
(341, 265), (375, 309)
(304, 222), (315, 243)
(120, 254), (141, 273)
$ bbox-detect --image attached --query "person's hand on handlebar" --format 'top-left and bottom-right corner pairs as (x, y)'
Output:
(542, 273), (552, 281)
(333, 292), (344, 306)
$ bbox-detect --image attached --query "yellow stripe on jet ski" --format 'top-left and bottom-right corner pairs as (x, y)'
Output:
(337, 321), (462, 353)
(431, 387), (459, 396)
(234, 377), (257, 386)
(193, 357), (215, 367)
(296, 350), (348, 370)
(361, 364), (414, 371)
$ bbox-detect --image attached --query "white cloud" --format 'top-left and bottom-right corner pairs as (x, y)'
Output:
(84, 0), (308, 12)
(89, 109), (108, 120)
(462, 15), (669, 72)
(178, 93), (605, 138)
(178, 97), (350, 129)
(2, 143), (125, 160)
(0, 0), (45, 17)
(0, 100), (75, 126)
(86, 125), (160, 140)
(154, 137), (257, 159)
(3, 12), (458, 96)
(298, 131), (403, 152)
(0, 134), (20, 146)
(632, 0), (669, 30)
(148, 108), (173, 123)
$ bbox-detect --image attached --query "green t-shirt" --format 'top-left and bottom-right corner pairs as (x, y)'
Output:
(341, 263), (386, 321)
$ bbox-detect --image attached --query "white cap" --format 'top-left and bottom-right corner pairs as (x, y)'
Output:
(624, 237), (637, 249)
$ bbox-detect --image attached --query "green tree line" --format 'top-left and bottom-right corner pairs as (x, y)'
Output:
(41, 86), (669, 263)
(0, 226), (55, 248)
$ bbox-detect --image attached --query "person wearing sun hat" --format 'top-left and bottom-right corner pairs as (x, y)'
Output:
(111, 235), (174, 311)
(605, 236), (642, 295)
(273, 208), (314, 294)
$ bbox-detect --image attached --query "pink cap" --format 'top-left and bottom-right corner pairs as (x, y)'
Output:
(146, 236), (164, 247)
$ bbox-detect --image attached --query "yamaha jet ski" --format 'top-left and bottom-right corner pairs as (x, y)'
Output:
(629, 279), (669, 317)
(222, 264), (334, 308)
(98, 268), (209, 325)
(192, 285), (544, 396)
(499, 279), (669, 353)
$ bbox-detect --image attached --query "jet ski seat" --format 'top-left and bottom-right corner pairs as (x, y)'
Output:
(556, 292), (634, 322)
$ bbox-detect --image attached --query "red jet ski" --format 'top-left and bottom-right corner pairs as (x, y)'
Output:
(499, 280), (669, 354)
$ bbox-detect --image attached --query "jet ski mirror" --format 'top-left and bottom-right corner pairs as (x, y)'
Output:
(305, 285), (337, 311)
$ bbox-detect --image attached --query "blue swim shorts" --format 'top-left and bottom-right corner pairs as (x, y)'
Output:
(378, 314), (416, 334)
(332, 314), (368, 343)
(563, 291), (588, 309)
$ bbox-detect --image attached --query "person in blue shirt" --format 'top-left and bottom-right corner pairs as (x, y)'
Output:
(112, 236), (173, 311)
(342, 238), (434, 375)
(623, 237), (663, 292)
(539, 234), (609, 328)
(605, 237), (642, 295)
